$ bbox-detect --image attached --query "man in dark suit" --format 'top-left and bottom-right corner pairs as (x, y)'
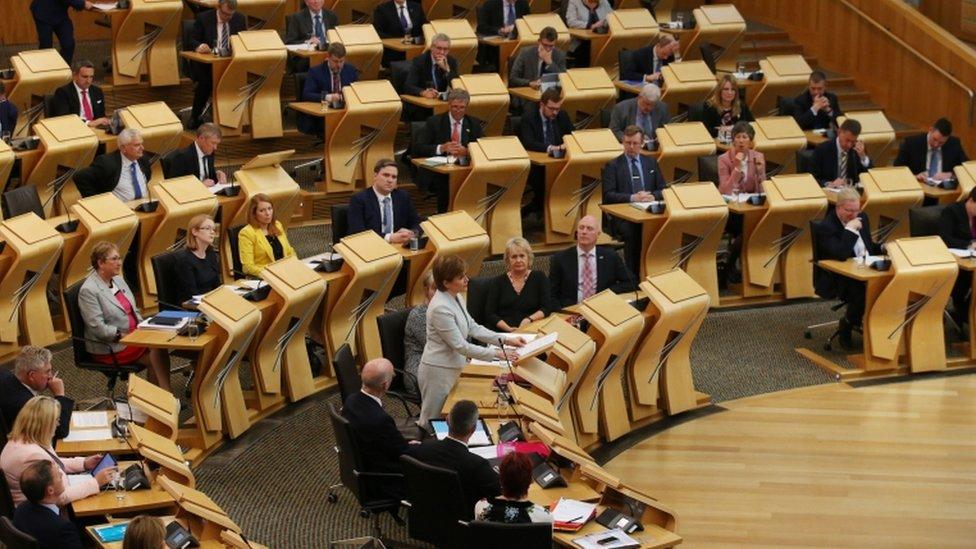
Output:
(73, 128), (152, 200)
(163, 123), (226, 187)
(813, 187), (881, 349)
(519, 87), (573, 216)
(0, 92), (18, 137)
(403, 33), (459, 120)
(30, 0), (91, 64)
(410, 400), (500, 518)
(284, 0), (338, 73)
(619, 34), (679, 87)
(549, 215), (635, 308)
(603, 125), (667, 276)
(13, 461), (83, 549)
(608, 83), (669, 144)
(374, 0), (427, 67)
(895, 118), (969, 183)
(412, 89), (484, 212)
(187, 0), (246, 129)
(49, 60), (109, 127)
(508, 26), (567, 113)
(793, 70), (843, 131)
(0, 346), (73, 440)
(298, 43), (359, 136)
(939, 187), (976, 326)
(811, 118), (872, 187)
(476, 0), (530, 36)
(348, 158), (420, 243)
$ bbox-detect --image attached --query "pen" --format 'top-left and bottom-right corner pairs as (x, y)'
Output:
(565, 515), (584, 523)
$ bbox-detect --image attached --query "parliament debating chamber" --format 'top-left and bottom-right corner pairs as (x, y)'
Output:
(0, 0), (973, 546)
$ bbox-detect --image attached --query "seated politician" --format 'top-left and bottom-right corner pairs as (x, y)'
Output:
(602, 125), (666, 276)
(475, 0), (530, 70)
(549, 215), (634, 308)
(163, 123), (226, 186)
(73, 128), (152, 200)
(702, 74), (754, 140)
(13, 461), (84, 549)
(0, 346), (73, 441)
(373, 0), (427, 66)
(403, 33), (459, 120)
(718, 121), (766, 285)
(485, 237), (552, 332)
(811, 118), (871, 188)
(813, 187), (881, 349)
(609, 83), (669, 145)
(238, 193), (295, 277)
(80, 242), (172, 390)
(518, 87), (572, 216)
(619, 33), (679, 87)
(565, 0), (612, 62)
(894, 117), (969, 184)
(508, 26), (567, 92)
(348, 158), (419, 243)
(475, 452), (553, 524)
(283, 0), (338, 73)
(49, 60), (109, 127)
(186, 0), (245, 129)
(793, 70), (842, 131)
(174, 214), (221, 304)
(0, 90), (18, 138)
(298, 42), (359, 136)
(938, 187), (976, 327)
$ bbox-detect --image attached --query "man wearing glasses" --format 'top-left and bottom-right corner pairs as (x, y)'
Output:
(0, 346), (73, 440)
(509, 26), (566, 112)
(518, 87), (572, 218)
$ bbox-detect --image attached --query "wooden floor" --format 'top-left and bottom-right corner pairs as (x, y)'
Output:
(605, 375), (976, 548)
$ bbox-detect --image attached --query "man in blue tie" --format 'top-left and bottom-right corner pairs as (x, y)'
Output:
(285, 0), (338, 72)
(73, 128), (153, 200)
(609, 83), (670, 146)
(347, 158), (421, 244)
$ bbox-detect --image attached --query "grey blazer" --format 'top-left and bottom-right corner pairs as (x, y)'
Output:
(508, 45), (567, 88)
(565, 0), (613, 29)
(419, 290), (502, 370)
(609, 97), (670, 142)
(78, 272), (143, 355)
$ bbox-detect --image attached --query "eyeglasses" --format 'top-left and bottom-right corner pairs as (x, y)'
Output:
(106, 255), (122, 262)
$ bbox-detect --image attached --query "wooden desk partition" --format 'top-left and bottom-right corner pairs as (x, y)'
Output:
(530, 316), (596, 447)
(422, 0), (477, 24)
(325, 0), (373, 25)
(545, 129), (618, 245)
(559, 68), (618, 130)
(423, 20), (478, 74)
(595, 9), (659, 79)
(214, 31), (286, 138)
(453, 136), (529, 254)
(954, 160), (976, 202)
(26, 115), (98, 216)
(129, 424), (195, 487)
(0, 141), (15, 199)
(118, 102), (183, 183)
(411, 211), (489, 304)
(7, 50), (71, 137)
(837, 111), (896, 166)
(0, 213), (63, 354)
(110, 0), (182, 87)
(157, 476), (243, 545)
(188, 0), (288, 32)
(62, 194), (139, 291)
(451, 74), (509, 136)
(751, 116), (807, 176)
(682, 4), (745, 74)
(327, 25), (383, 80)
(859, 167), (924, 244)
(656, 122), (716, 183)
(749, 55), (811, 118)
(127, 375), (180, 443)
(324, 80), (401, 193)
(660, 60), (717, 120)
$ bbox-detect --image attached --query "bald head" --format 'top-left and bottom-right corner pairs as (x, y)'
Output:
(576, 215), (600, 251)
(361, 358), (394, 395)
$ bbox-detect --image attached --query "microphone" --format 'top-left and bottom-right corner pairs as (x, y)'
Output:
(494, 336), (527, 443)
(54, 191), (79, 233)
(229, 269), (271, 301)
(134, 180), (159, 213)
(40, 173), (80, 233)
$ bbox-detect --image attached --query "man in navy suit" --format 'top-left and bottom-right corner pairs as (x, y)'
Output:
(0, 346), (73, 440)
(30, 0), (92, 63)
(187, 0), (247, 129)
(811, 118), (872, 188)
(283, 0), (338, 73)
(0, 92), (18, 137)
(519, 87), (573, 217)
(373, 0), (427, 66)
(403, 33), (460, 120)
(163, 123), (226, 186)
(49, 60), (108, 127)
(894, 118), (969, 184)
(602, 125), (667, 276)
(348, 158), (420, 243)
(619, 34), (680, 87)
(793, 71), (843, 131)
(74, 128), (153, 200)
(549, 215), (635, 308)
(298, 43), (359, 136)
(12, 461), (83, 549)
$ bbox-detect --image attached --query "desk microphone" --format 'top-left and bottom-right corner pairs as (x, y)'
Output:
(40, 173), (80, 233)
(496, 337), (527, 442)
(229, 269), (271, 301)
(135, 181), (159, 213)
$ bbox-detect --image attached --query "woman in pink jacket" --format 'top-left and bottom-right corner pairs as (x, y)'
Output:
(0, 396), (115, 505)
(718, 121), (767, 285)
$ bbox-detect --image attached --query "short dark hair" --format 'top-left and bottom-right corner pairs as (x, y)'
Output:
(622, 124), (645, 139)
(933, 117), (953, 137)
(498, 452), (533, 498)
(447, 400), (479, 437)
(809, 70), (826, 83)
(373, 158), (397, 173)
(539, 26), (557, 42)
(731, 120), (754, 140)
(196, 122), (222, 139)
(540, 87), (563, 104)
(218, 0), (237, 8)
(431, 255), (466, 292)
(327, 42), (347, 58)
(20, 460), (55, 504)
(72, 60), (95, 73)
(839, 118), (862, 136)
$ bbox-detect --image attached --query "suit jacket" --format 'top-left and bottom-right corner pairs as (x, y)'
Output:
(189, 9), (247, 51)
(811, 138), (871, 186)
(602, 153), (666, 202)
(792, 90), (842, 130)
(348, 187), (421, 237)
(73, 151), (152, 198)
(476, 0), (530, 36)
(342, 391), (412, 475)
(549, 245), (635, 308)
(939, 201), (973, 250)
(894, 133), (969, 176)
(49, 82), (106, 120)
(298, 62), (359, 134)
(163, 143), (215, 180)
(238, 221), (295, 277)
(420, 290), (502, 370)
(410, 437), (501, 518)
(284, 7), (338, 44)
(0, 440), (97, 506)
(508, 45), (567, 88)
(404, 51), (459, 96)
(0, 101), (18, 135)
(813, 211), (880, 299)
(609, 97), (670, 142)
(373, 0), (427, 38)
(619, 45), (674, 84)
(13, 502), (83, 549)
(30, 0), (85, 25)
(0, 369), (73, 441)
(78, 272), (143, 355)
(565, 0), (613, 29)
(518, 107), (572, 152)
(701, 100), (754, 138)
(718, 149), (766, 194)
(412, 112), (485, 158)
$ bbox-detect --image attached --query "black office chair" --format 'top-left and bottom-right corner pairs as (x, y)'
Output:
(227, 225), (245, 279)
(599, 107), (612, 128)
(0, 472), (15, 518)
(460, 520), (553, 549)
(804, 219), (860, 351)
(400, 455), (468, 548)
(0, 517), (38, 549)
(331, 204), (349, 247)
(390, 60), (412, 95)
(376, 309), (419, 396)
(465, 276), (493, 327)
(685, 100), (705, 123)
(63, 282), (146, 398)
(777, 95), (797, 117)
(333, 344), (417, 417)
(293, 72), (308, 101)
(909, 204), (948, 237)
(42, 94), (56, 119)
(796, 148), (816, 175)
(151, 249), (185, 310)
(2, 186), (45, 220)
(618, 48), (636, 81)
(180, 20), (197, 79)
(697, 154), (720, 186)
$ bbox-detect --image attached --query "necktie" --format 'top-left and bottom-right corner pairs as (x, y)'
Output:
(653, 55), (660, 75)
(539, 59), (548, 75)
(80, 89), (93, 121)
(838, 148), (849, 182)
(451, 120), (460, 143)
(220, 22), (230, 53)
(929, 148), (941, 178)
(398, 5), (409, 33)
(505, 1), (516, 27)
(630, 157), (643, 193)
(587, 8), (598, 27)
(639, 111), (653, 138)
(581, 253), (595, 299)
(382, 196), (394, 234)
(432, 64), (442, 91)
(331, 71), (341, 94)
(545, 119), (556, 147)
(129, 162), (142, 199)
(314, 14), (325, 41)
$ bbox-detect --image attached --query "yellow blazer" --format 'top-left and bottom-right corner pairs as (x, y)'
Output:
(239, 221), (295, 277)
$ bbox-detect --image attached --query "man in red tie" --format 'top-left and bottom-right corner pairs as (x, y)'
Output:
(49, 60), (108, 127)
(297, 43), (359, 136)
(548, 215), (634, 308)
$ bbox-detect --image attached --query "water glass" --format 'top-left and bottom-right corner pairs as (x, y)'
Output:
(114, 470), (125, 503)
(675, 12), (685, 28)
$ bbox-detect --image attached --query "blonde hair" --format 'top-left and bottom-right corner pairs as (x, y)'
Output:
(503, 237), (534, 270)
(185, 214), (215, 252)
(9, 396), (60, 446)
(122, 515), (166, 549)
(836, 187), (860, 205)
(707, 74), (742, 119)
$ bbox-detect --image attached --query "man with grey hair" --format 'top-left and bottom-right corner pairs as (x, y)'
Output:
(609, 82), (670, 144)
(163, 123), (226, 186)
(403, 32), (459, 121)
(0, 346), (73, 439)
(188, 0), (246, 128)
(73, 127), (152, 200)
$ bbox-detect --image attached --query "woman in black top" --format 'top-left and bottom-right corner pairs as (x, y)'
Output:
(175, 214), (221, 303)
(702, 74), (754, 139)
(484, 237), (552, 331)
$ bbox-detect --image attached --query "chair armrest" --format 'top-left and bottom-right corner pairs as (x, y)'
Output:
(355, 471), (404, 479)
(392, 367), (418, 385)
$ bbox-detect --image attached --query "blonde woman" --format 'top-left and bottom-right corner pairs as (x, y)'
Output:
(123, 515), (167, 549)
(238, 193), (295, 277)
(175, 214), (221, 303)
(702, 74), (754, 139)
(484, 237), (552, 332)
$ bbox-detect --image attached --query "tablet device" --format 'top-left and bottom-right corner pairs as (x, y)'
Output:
(91, 453), (117, 477)
(429, 418), (494, 447)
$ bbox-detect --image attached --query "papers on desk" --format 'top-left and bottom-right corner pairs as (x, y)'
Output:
(722, 193), (760, 203)
(422, 156), (450, 167)
(285, 43), (314, 52)
(732, 71), (755, 80)
(823, 186), (842, 193)
(619, 80), (644, 87)
(513, 332), (557, 359)
(116, 400), (148, 423)
(811, 128), (829, 136)
(551, 498), (597, 531)
(469, 358), (507, 368)
(208, 182), (234, 194)
(238, 279), (264, 290)
(91, 2), (118, 11)
(573, 528), (640, 549)
(469, 444), (502, 460)
(137, 316), (190, 331)
(71, 411), (109, 429)
(949, 248), (976, 258)
(190, 284), (249, 303)
(630, 201), (654, 211)
(63, 428), (114, 442)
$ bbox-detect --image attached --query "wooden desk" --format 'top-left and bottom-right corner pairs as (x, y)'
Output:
(410, 158), (473, 210)
(551, 507), (682, 549)
(509, 86), (541, 104)
(72, 467), (176, 517)
(479, 35), (521, 84)
(920, 181), (960, 204)
(805, 129), (828, 147)
(380, 38), (426, 61)
(614, 80), (643, 96)
(56, 411), (136, 457)
(401, 94), (449, 113)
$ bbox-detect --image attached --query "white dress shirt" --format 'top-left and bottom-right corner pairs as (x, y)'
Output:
(372, 187), (395, 241)
(575, 245), (597, 302)
(360, 388), (382, 406)
(112, 155), (147, 202)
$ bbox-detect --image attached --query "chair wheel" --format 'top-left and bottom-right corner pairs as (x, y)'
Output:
(360, 510), (370, 519)
(804, 330), (812, 339)
(327, 492), (338, 503)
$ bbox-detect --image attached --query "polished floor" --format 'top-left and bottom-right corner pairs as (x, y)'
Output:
(605, 374), (976, 548)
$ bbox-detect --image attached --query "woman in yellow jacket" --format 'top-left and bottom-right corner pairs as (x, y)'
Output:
(238, 193), (295, 277)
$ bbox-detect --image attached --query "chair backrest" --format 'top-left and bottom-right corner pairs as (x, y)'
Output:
(778, 94), (797, 117)
(42, 94), (56, 119)
(809, 219), (826, 263)
(464, 521), (553, 549)
(400, 455), (468, 548)
(908, 204), (948, 237)
(618, 48), (636, 80)
(697, 154), (719, 186)
(600, 107), (612, 128)
(0, 472), (15, 519)
(2, 186), (44, 220)
(377, 308), (411, 375)
(227, 225), (245, 279)
(796, 148), (815, 175)
(63, 282), (94, 364)
(151, 249), (185, 310)
(465, 276), (493, 327)
(180, 20), (196, 77)
(293, 71), (308, 102)
(700, 43), (721, 74)
(328, 404), (367, 504)
(390, 60), (412, 95)
(409, 121), (430, 158)
(0, 516), (39, 549)
(331, 204), (349, 246)
(332, 344), (360, 404)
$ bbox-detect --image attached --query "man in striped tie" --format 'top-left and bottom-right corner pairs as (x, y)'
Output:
(548, 215), (634, 308)
(188, 0), (246, 129)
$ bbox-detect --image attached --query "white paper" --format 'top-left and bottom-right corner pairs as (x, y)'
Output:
(551, 498), (596, 523)
(573, 528), (640, 549)
(70, 411), (109, 429)
(91, 2), (118, 11)
(285, 43), (313, 51)
(422, 156), (449, 166)
(238, 279), (264, 290)
(949, 248), (975, 258)
(630, 201), (653, 210)
(823, 186), (842, 193)
(469, 359), (507, 368)
(208, 182), (234, 194)
(137, 316), (189, 331)
(515, 331), (558, 359)
(66, 473), (93, 486)
(63, 428), (114, 442)
(469, 445), (499, 460)
(722, 193), (760, 203)
(116, 400), (148, 423)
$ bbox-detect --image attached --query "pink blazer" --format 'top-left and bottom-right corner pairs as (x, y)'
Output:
(718, 149), (766, 195)
(0, 440), (99, 505)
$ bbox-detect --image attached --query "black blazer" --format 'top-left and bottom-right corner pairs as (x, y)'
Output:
(619, 45), (674, 83)
(13, 502), (83, 549)
(412, 112), (484, 158)
(701, 101), (754, 138)
(813, 211), (880, 299)
(73, 151), (152, 198)
(347, 188), (421, 237)
(373, 0), (427, 38)
(49, 82), (105, 120)
(792, 90), (842, 130)
(404, 51), (459, 96)
(0, 369), (73, 440)
(548, 245), (635, 308)
(283, 7), (338, 44)
(939, 201), (973, 250)
(164, 144), (215, 181)
(189, 9), (247, 51)
(410, 437), (500, 518)
(518, 107), (572, 153)
(476, 0), (530, 36)
(811, 138), (871, 186)
(602, 153), (666, 203)
(174, 247), (221, 304)
(894, 133), (969, 177)
(342, 391), (412, 475)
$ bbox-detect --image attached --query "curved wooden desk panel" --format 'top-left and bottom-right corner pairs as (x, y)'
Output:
(559, 68), (618, 131)
(531, 316), (596, 447)
(421, 0), (477, 26)
(325, 80), (401, 193)
(954, 161), (976, 203)
(514, 14), (571, 52)
(0, 141), (14, 194)
(595, 9), (659, 79)
(130, 424), (196, 487)
(215, 32), (287, 138)
(837, 111), (896, 166)
(423, 20), (478, 74)
(681, 5), (745, 74)
(189, 0), (288, 32)
(859, 167), (924, 244)
(127, 375), (181, 443)
(325, 0), (373, 25)
(29, 115), (98, 217)
(751, 116), (807, 176)
(655, 122), (716, 184)
(232, 150), (301, 225)
(327, 25), (383, 80)
(452, 74), (510, 137)
(414, 210), (490, 304)
(660, 60), (718, 120)
(63, 194), (139, 291)
(119, 102), (184, 184)
(111, 0), (182, 86)
(0, 213), (63, 351)
(547, 129), (621, 245)
(7, 50), (71, 137)
(749, 55), (811, 118)
(157, 476), (242, 543)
